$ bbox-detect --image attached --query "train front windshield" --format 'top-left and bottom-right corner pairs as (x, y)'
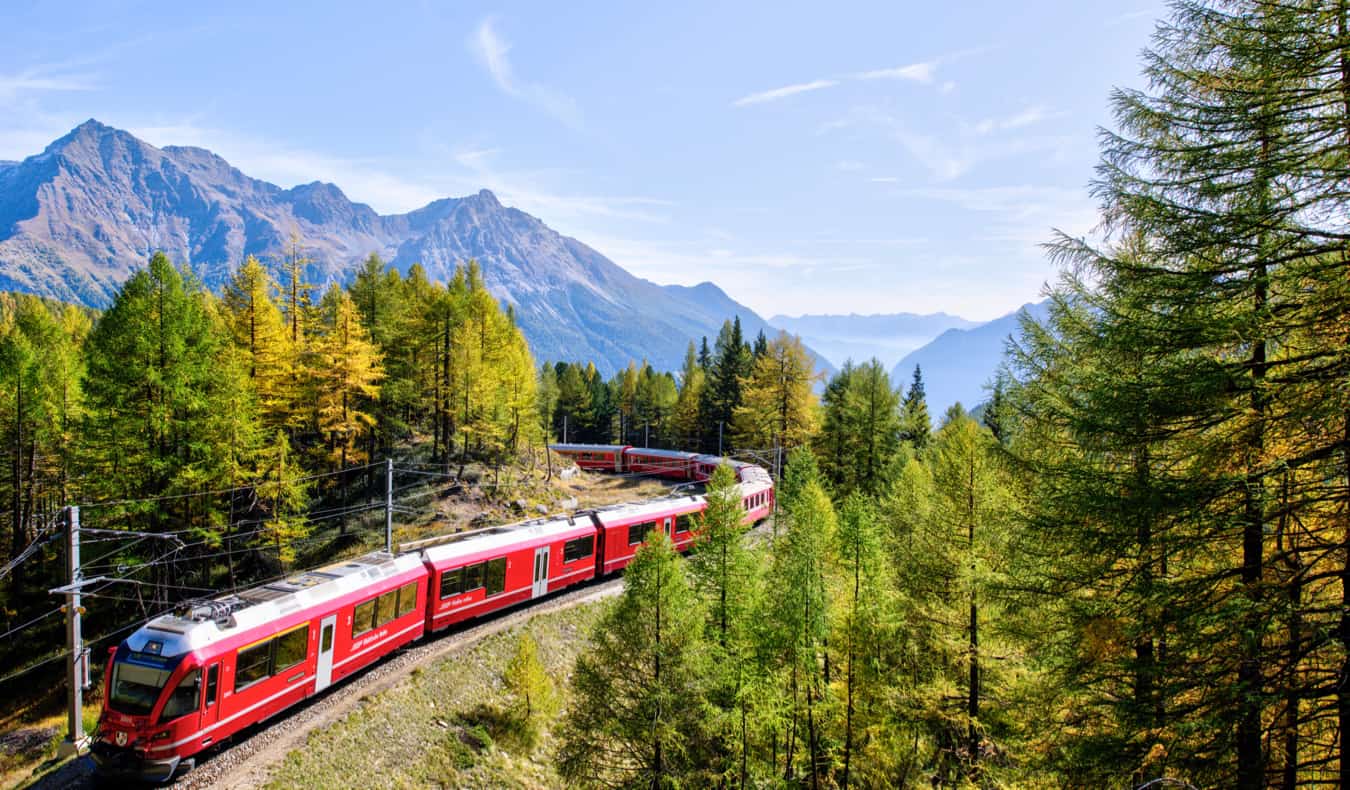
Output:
(108, 654), (177, 717)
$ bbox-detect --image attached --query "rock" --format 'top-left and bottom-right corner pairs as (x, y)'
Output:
(558, 497), (578, 510)
(560, 466), (578, 479)
(512, 498), (527, 511)
(536, 504), (549, 514)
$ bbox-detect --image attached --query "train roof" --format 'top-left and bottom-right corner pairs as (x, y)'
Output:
(123, 552), (424, 656)
(587, 493), (707, 524)
(623, 447), (696, 459)
(550, 444), (628, 453)
(419, 516), (591, 566)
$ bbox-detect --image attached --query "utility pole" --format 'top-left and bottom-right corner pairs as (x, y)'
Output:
(644, 422), (649, 448)
(563, 415), (568, 444)
(718, 421), (724, 456)
(385, 458), (393, 554)
(58, 505), (86, 757)
(50, 516), (182, 757)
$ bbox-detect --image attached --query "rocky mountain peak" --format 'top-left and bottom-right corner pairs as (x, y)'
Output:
(0, 121), (818, 377)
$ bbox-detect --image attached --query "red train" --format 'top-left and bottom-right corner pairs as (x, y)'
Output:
(91, 444), (773, 782)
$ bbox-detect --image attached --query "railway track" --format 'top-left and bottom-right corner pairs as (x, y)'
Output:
(29, 577), (625, 790)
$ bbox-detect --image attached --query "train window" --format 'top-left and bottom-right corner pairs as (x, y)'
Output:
(159, 669), (200, 723)
(397, 582), (418, 617)
(205, 665), (218, 708)
(485, 558), (507, 596)
(674, 515), (692, 534)
(440, 568), (463, 599)
(628, 522), (654, 546)
(353, 599), (377, 636)
(463, 562), (484, 592)
(376, 591), (398, 626)
(563, 535), (594, 562)
(235, 640), (272, 691)
(274, 626), (308, 672)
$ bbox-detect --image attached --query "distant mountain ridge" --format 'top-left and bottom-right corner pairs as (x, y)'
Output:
(890, 300), (1050, 415)
(0, 120), (809, 375)
(769, 311), (979, 370)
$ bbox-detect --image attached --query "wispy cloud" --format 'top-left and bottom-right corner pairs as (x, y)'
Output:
(732, 79), (839, 107)
(733, 47), (981, 109)
(0, 66), (95, 105)
(854, 61), (937, 84)
(469, 18), (582, 129)
(966, 104), (1065, 135)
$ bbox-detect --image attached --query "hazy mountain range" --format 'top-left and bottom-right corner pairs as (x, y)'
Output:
(769, 312), (979, 371)
(0, 120), (808, 375)
(890, 300), (1050, 415)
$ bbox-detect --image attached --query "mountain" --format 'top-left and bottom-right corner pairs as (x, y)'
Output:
(0, 120), (810, 375)
(890, 300), (1050, 416)
(769, 311), (978, 370)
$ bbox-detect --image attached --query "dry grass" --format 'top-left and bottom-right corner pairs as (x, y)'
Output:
(263, 600), (607, 789)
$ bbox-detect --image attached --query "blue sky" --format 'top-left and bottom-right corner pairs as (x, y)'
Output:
(1, 1), (1161, 321)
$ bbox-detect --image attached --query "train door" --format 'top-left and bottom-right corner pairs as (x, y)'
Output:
(200, 662), (220, 734)
(532, 546), (550, 598)
(315, 615), (337, 692)
(663, 517), (672, 537)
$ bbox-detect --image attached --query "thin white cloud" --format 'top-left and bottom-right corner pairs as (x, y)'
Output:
(967, 105), (1065, 136)
(0, 67), (95, 105)
(469, 18), (582, 129)
(854, 61), (936, 84)
(732, 79), (838, 107)
(869, 176), (898, 183)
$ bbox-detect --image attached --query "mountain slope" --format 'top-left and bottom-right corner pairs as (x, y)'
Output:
(769, 311), (978, 369)
(890, 301), (1050, 415)
(0, 120), (805, 375)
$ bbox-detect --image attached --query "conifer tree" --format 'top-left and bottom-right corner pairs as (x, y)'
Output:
(221, 256), (294, 431)
(900, 365), (930, 450)
(671, 342), (706, 450)
(558, 532), (711, 787)
(504, 631), (559, 744)
(732, 331), (820, 453)
(817, 359), (901, 496)
(313, 287), (383, 476)
(688, 463), (763, 783)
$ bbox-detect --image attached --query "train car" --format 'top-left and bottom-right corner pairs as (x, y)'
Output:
(419, 516), (599, 631)
(621, 447), (697, 480)
(588, 495), (708, 574)
(92, 552), (427, 782)
(737, 466), (775, 524)
(549, 443), (629, 472)
(690, 454), (725, 482)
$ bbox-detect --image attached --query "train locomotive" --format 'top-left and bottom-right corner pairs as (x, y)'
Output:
(91, 444), (773, 782)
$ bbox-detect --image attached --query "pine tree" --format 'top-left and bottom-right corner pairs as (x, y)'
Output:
(504, 631), (559, 744)
(671, 343), (706, 450)
(82, 253), (257, 540)
(558, 532), (711, 787)
(687, 463), (763, 783)
(221, 256), (295, 431)
(732, 331), (820, 453)
(900, 364), (931, 450)
(313, 287), (383, 475)
(763, 450), (836, 784)
(817, 359), (901, 496)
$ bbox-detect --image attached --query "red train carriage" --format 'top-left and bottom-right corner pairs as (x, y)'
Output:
(737, 464), (775, 524)
(419, 517), (598, 631)
(589, 496), (708, 574)
(549, 443), (629, 472)
(621, 447), (696, 480)
(92, 552), (427, 782)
